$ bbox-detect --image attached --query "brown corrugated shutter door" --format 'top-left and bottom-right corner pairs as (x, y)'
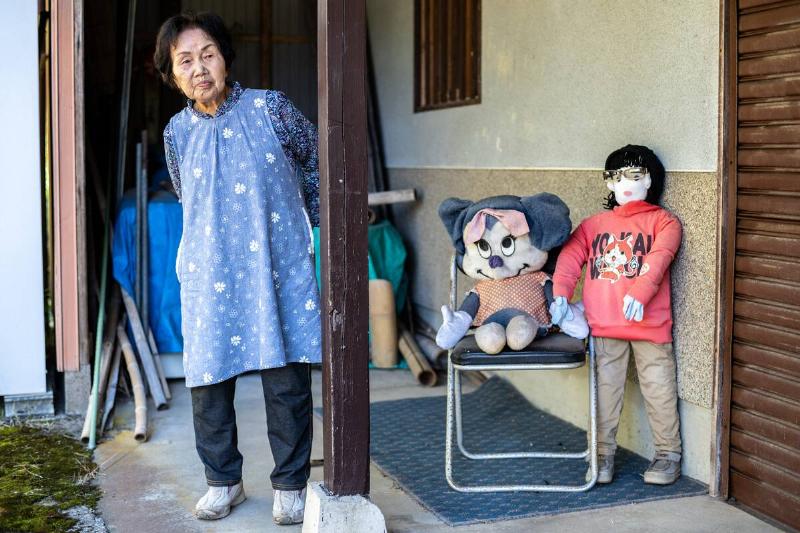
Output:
(730, 1), (800, 529)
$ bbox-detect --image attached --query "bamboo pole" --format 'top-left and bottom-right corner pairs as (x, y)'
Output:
(101, 343), (122, 431)
(147, 327), (171, 400)
(87, 204), (111, 450)
(398, 329), (437, 387)
(414, 333), (447, 370)
(120, 287), (167, 409)
(117, 324), (148, 441)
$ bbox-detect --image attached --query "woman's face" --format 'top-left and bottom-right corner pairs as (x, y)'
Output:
(170, 28), (228, 109)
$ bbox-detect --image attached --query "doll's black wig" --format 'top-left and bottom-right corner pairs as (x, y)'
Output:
(603, 144), (665, 209)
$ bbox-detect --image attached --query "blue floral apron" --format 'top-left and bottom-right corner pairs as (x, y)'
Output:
(169, 89), (321, 387)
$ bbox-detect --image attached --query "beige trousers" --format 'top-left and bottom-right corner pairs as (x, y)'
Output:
(594, 337), (682, 457)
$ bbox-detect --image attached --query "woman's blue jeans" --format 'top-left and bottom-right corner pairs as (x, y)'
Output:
(190, 363), (313, 490)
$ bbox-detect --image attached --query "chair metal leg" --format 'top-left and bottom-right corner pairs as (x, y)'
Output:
(445, 353), (457, 491)
(455, 365), (589, 461)
(445, 337), (599, 492)
(586, 336), (598, 488)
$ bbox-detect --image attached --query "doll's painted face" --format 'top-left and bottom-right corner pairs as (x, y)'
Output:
(461, 216), (547, 281)
(605, 166), (652, 205)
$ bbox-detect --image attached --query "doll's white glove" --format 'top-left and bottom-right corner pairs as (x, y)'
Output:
(623, 294), (644, 322)
(549, 296), (573, 325)
(436, 306), (473, 349)
(559, 302), (589, 339)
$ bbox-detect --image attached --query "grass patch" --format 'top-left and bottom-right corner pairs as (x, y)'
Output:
(0, 424), (101, 532)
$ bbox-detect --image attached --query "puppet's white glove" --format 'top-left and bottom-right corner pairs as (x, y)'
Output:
(559, 302), (589, 339)
(436, 306), (473, 349)
(549, 296), (573, 325)
(623, 294), (644, 322)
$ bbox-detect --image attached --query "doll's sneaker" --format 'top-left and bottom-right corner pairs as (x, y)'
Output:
(644, 451), (681, 485)
(195, 481), (246, 520)
(273, 487), (306, 525)
(586, 453), (614, 484)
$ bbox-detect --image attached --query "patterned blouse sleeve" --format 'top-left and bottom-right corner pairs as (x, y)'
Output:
(163, 121), (182, 202)
(265, 91), (320, 227)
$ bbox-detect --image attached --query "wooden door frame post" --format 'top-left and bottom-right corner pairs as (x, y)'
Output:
(317, 0), (370, 496)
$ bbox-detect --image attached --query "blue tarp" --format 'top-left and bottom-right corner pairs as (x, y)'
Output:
(112, 190), (183, 353)
(113, 194), (408, 357)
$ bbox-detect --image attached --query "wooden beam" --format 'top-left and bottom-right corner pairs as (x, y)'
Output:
(367, 189), (416, 206)
(52, 0), (86, 371)
(318, 0), (370, 496)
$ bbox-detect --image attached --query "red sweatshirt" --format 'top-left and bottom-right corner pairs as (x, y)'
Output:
(552, 200), (682, 343)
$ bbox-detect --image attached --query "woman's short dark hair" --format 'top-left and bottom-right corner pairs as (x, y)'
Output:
(602, 144), (666, 209)
(153, 11), (235, 90)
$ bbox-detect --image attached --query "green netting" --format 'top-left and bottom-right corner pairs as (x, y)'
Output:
(313, 221), (410, 369)
(313, 220), (408, 313)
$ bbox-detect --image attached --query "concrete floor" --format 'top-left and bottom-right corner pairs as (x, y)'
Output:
(95, 369), (779, 533)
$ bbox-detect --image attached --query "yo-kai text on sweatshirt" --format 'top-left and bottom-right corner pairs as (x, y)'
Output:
(552, 200), (682, 343)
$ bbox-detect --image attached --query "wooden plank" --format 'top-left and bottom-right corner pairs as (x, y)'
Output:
(733, 318), (800, 353)
(738, 147), (800, 168)
(414, 0), (424, 109)
(445, 0), (452, 102)
(739, 50), (800, 77)
(731, 451), (800, 501)
(367, 189), (416, 206)
(733, 363), (800, 402)
(739, 24), (800, 54)
(738, 98), (800, 121)
(52, 0), (83, 372)
(734, 276), (800, 308)
(718, 0), (738, 499)
(732, 407), (800, 448)
(738, 171), (800, 192)
(738, 123), (800, 144)
(738, 75), (800, 99)
(731, 450), (800, 496)
(730, 472), (800, 531)
(737, 192), (800, 216)
(463, 0), (473, 99)
(739, 0), (792, 10)
(735, 255), (800, 283)
(734, 297), (800, 330)
(732, 385), (800, 426)
(731, 429), (800, 473)
(427, 0), (435, 107)
(733, 340), (800, 378)
(736, 232), (800, 257)
(739, 4), (800, 33)
(737, 216), (800, 235)
(318, 0), (370, 497)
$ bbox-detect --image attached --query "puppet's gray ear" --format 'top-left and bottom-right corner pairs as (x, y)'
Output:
(520, 193), (572, 251)
(438, 197), (473, 248)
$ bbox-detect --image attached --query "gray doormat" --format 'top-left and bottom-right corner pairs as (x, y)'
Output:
(368, 377), (706, 526)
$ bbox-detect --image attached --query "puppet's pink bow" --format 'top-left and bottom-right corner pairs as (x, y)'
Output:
(463, 208), (530, 245)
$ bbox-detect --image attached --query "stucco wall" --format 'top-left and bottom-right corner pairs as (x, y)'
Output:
(367, 0), (720, 170)
(0, 2), (46, 396)
(366, 0), (721, 484)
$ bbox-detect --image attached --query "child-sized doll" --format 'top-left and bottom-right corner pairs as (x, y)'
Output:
(550, 145), (683, 486)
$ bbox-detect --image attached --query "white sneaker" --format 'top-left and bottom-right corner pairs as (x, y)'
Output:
(195, 482), (246, 520)
(272, 487), (306, 525)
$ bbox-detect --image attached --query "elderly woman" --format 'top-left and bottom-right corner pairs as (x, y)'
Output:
(154, 12), (320, 525)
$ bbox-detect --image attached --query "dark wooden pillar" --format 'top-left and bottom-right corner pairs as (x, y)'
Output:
(317, 0), (370, 496)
